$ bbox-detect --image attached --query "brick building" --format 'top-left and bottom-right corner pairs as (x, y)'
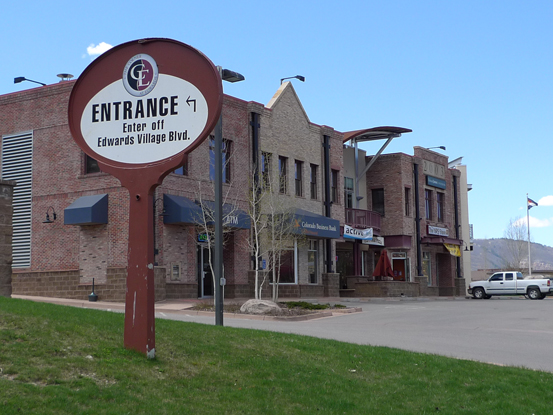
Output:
(1, 77), (469, 301)
(338, 139), (467, 297)
(0, 80), (343, 301)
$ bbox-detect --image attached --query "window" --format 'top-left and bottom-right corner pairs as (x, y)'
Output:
(261, 152), (271, 188)
(344, 177), (354, 209)
(85, 154), (101, 174)
(277, 249), (295, 283)
(425, 189), (433, 220)
(308, 240), (319, 284)
(505, 273), (514, 281)
(173, 158), (188, 176)
(331, 169), (339, 203)
(279, 156), (287, 194)
(423, 252), (432, 286)
(295, 160), (303, 197)
(209, 137), (231, 183)
(404, 187), (411, 216)
(372, 188), (385, 216)
(490, 274), (503, 282)
(310, 164), (318, 199)
(437, 192), (444, 222)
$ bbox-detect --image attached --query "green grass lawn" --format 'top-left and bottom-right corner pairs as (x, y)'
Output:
(1, 296), (552, 414)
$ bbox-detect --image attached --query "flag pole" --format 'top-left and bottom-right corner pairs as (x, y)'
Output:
(527, 193), (532, 276)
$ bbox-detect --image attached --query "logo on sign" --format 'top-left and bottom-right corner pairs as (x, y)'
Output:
(123, 54), (159, 97)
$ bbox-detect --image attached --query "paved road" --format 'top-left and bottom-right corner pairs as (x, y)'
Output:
(158, 297), (553, 373)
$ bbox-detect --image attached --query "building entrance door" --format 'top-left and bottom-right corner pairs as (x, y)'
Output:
(197, 246), (214, 298)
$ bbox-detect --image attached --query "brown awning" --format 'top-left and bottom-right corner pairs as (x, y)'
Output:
(421, 236), (461, 245)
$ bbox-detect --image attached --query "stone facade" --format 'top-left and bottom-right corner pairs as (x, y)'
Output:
(0, 180), (15, 297)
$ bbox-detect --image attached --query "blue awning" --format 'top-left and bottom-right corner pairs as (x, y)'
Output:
(288, 208), (340, 239)
(164, 195), (250, 229)
(163, 194), (203, 225)
(197, 200), (251, 230)
(64, 194), (108, 226)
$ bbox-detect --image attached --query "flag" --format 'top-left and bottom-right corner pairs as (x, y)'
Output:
(528, 197), (538, 210)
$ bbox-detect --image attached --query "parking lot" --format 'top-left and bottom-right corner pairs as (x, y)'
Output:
(161, 297), (553, 373)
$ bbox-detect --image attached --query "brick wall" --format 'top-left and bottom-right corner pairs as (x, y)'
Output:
(0, 180), (15, 297)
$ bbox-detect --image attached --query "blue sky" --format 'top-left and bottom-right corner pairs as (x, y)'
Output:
(4, 0), (553, 246)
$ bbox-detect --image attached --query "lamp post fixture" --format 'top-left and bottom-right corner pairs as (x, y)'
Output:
(280, 75), (305, 84)
(14, 77), (46, 86)
(214, 66), (245, 326)
(426, 146), (446, 151)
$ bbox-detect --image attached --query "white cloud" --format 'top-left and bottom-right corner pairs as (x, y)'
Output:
(530, 216), (553, 228)
(538, 195), (553, 206)
(514, 216), (553, 228)
(86, 42), (113, 57)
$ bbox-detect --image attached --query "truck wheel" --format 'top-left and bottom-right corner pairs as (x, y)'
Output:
(472, 287), (485, 299)
(527, 287), (543, 300)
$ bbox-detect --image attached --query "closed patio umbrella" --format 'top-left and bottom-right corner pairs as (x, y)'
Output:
(372, 249), (394, 280)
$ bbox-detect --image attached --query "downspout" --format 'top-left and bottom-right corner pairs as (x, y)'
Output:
(453, 175), (461, 279)
(414, 163), (423, 276)
(323, 134), (333, 273)
(250, 112), (260, 272)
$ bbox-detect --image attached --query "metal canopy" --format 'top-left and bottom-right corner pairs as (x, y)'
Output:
(343, 126), (412, 208)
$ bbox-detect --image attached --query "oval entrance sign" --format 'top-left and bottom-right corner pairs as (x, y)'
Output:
(69, 38), (222, 168)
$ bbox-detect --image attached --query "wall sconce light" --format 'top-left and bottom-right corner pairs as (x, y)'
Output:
(43, 206), (57, 224)
(281, 75), (305, 84)
(461, 240), (471, 252)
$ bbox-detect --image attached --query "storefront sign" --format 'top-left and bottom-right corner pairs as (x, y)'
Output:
(444, 243), (461, 257)
(362, 236), (385, 246)
(422, 160), (445, 179)
(198, 233), (209, 243)
(428, 225), (449, 237)
(343, 225), (373, 240)
(426, 175), (446, 190)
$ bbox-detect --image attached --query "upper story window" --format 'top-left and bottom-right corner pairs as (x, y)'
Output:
(173, 158), (188, 176)
(404, 187), (411, 216)
(295, 160), (303, 197)
(331, 169), (339, 204)
(209, 137), (231, 183)
(261, 152), (271, 188)
(425, 189), (433, 220)
(310, 164), (318, 199)
(372, 188), (385, 216)
(85, 154), (101, 174)
(344, 177), (354, 209)
(279, 156), (288, 194)
(437, 192), (444, 222)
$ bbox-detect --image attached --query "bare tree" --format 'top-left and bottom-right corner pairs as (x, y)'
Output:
(502, 216), (528, 270)
(245, 153), (304, 302)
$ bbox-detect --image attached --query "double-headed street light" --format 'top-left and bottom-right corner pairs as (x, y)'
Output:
(214, 66), (245, 326)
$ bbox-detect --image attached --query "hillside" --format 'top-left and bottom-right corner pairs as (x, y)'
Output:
(471, 238), (553, 271)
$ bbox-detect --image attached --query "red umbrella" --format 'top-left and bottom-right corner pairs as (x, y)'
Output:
(372, 249), (394, 279)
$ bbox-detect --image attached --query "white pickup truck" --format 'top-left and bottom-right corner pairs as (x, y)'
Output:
(468, 271), (553, 300)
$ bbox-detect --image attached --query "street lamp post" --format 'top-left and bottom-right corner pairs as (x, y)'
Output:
(214, 67), (244, 326)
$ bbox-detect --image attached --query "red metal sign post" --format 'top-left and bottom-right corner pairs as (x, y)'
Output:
(68, 38), (222, 357)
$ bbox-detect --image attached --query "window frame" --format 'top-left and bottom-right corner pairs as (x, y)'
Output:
(372, 188), (385, 216)
(209, 137), (231, 183)
(310, 164), (318, 200)
(295, 160), (303, 197)
(425, 189), (433, 220)
(279, 156), (288, 194)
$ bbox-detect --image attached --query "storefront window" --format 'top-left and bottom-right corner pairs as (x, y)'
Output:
(423, 252), (432, 286)
(278, 249), (295, 283)
(308, 240), (318, 284)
